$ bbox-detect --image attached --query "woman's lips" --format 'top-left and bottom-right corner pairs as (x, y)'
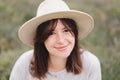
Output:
(55, 45), (68, 51)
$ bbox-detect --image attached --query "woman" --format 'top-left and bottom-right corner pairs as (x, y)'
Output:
(10, 0), (101, 80)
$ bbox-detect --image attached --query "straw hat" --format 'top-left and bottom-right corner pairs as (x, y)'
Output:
(18, 0), (94, 46)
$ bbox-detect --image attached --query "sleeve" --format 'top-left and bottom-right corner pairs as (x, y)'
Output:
(87, 52), (102, 80)
(9, 50), (33, 80)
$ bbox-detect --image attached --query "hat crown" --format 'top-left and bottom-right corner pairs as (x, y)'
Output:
(36, 0), (70, 17)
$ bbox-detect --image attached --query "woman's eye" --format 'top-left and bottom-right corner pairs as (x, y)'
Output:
(64, 29), (71, 32)
(48, 31), (55, 35)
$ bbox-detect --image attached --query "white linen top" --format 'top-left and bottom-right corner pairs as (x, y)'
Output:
(9, 50), (102, 80)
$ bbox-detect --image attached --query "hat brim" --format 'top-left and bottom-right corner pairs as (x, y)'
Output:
(18, 10), (94, 46)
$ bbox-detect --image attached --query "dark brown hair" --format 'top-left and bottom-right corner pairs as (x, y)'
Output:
(30, 18), (83, 79)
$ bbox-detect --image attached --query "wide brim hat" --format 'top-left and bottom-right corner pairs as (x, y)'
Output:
(19, 0), (94, 46)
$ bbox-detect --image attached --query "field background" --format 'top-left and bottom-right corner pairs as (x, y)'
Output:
(0, 0), (120, 80)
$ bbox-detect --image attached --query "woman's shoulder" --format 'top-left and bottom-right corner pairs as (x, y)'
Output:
(14, 49), (34, 67)
(80, 49), (101, 69)
(9, 50), (34, 80)
(80, 49), (102, 79)
(19, 50), (34, 59)
(81, 49), (100, 62)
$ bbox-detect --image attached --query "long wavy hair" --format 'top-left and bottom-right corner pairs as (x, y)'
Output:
(29, 18), (83, 79)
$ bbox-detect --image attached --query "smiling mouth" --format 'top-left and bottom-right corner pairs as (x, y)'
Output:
(55, 45), (68, 51)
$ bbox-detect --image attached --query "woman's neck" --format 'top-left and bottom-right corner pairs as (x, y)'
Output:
(48, 56), (67, 72)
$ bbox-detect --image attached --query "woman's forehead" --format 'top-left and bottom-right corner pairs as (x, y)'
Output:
(47, 19), (71, 30)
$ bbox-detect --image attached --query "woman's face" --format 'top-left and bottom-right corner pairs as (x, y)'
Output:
(44, 20), (75, 59)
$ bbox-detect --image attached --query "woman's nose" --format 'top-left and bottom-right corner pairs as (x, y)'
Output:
(56, 32), (65, 44)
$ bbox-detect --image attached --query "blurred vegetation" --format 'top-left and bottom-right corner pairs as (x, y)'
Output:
(0, 0), (120, 80)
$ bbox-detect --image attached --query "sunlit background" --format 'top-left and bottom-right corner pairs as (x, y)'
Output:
(0, 0), (120, 80)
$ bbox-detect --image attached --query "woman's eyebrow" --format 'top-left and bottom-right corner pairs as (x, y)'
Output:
(48, 29), (54, 32)
(62, 27), (71, 30)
